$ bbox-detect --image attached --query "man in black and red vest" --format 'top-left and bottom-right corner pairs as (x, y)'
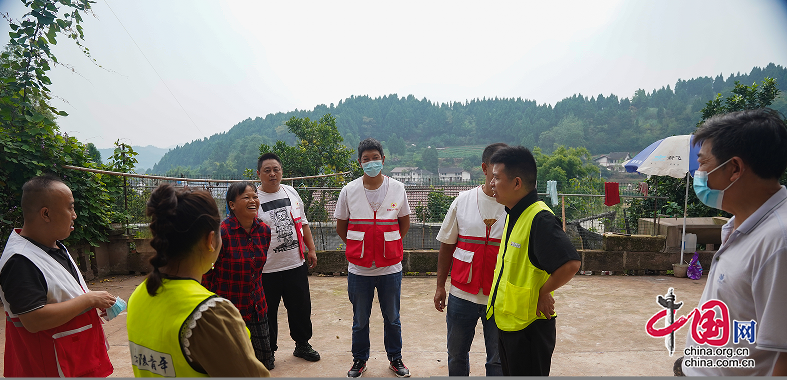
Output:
(0, 174), (116, 377)
(335, 138), (411, 378)
(433, 143), (508, 376)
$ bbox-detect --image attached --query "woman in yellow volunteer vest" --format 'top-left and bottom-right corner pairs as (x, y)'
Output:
(126, 184), (270, 377)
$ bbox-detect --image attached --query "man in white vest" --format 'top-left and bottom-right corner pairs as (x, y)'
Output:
(335, 138), (411, 378)
(433, 142), (508, 376)
(256, 153), (320, 367)
(0, 174), (116, 377)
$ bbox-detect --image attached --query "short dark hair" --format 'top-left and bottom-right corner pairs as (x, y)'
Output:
(357, 138), (384, 160)
(694, 108), (787, 179)
(226, 182), (256, 216)
(482, 143), (508, 165)
(21, 174), (65, 219)
(257, 152), (282, 172)
(489, 146), (537, 190)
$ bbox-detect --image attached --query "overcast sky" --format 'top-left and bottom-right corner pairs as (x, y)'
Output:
(2, 0), (787, 149)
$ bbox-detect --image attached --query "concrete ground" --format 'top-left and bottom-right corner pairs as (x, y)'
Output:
(0, 273), (707, 377)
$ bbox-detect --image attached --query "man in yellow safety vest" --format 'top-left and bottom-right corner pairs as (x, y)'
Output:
(485, 146), (581, 376)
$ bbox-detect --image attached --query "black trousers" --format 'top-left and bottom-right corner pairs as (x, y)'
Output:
(498, 318), (556, 376)
(247, 311), (274, 366)
(261, 262), (313, 352)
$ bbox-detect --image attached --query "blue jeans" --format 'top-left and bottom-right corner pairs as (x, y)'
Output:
(348, 271), (403, 362)
(446, 294), (503, 376)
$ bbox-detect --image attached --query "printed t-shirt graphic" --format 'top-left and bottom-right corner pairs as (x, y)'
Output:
(257, 186), (307, 273)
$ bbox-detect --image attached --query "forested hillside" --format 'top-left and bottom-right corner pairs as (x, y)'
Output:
(152, 63), (787, 177)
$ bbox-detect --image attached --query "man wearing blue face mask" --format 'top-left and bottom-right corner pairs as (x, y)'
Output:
(335, 137), (412, 378)
(679, 108), (787, 376)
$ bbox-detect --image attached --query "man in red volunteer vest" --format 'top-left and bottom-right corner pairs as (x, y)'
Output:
(433, 142), (508, 376)
(0, 174), (115, 377)
(335, 138), (411, 378)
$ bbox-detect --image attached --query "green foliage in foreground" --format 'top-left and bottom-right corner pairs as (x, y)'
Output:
(1, 0), (116, 247)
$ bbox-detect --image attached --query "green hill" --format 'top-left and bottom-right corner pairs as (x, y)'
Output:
(151, 63), (787, 177)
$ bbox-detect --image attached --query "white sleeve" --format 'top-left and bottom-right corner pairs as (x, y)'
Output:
(294, 188), (309, 225)
(334, 187), (350, 220)
(752, 246), (787, 352)
(435, 197), (460, 244)
(398, 191), (411, 217)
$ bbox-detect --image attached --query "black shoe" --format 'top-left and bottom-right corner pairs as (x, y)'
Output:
(264, 352), (275, 370)
(673, 356), (685, 376)
(293, 342), (321, 362)
(347, 359), (366, 378)
(389, 358), (410, 378)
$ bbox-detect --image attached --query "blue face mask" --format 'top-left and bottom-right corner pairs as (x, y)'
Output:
(104, 296), (127, 321)
(693, 158), (737, 209)
(362, 160), (383, 177)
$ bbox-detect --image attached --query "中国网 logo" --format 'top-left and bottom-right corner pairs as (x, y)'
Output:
(645, 288), (756, 357)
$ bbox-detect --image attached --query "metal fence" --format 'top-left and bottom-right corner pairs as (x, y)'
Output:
(112, 175), (666, 250)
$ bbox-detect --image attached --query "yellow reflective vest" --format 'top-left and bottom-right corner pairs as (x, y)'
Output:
(486, 200), (556, 331)
(127, 278), (216, 377)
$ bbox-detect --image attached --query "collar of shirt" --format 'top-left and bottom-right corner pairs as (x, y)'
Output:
(503, 190), (540, 245)
(225, 214), (264, 234)
(720, 186), (787, 245)
(504, 190), (540, 221)
(21, 235), (67, 256)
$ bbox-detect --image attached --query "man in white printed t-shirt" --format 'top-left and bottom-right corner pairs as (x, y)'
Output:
(335, 138), (412, 378)
(433, 142), (508, 376)
(256, 153), (320, 367)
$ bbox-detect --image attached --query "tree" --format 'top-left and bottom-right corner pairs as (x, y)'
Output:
(698, 78), (780, 124)
(1, 0), (113, 247)
(388, 133), (406, 156)
(628, 78), (783, 231)
(532, 145), (599, 191)
(105, 141), (139, 225)
(260, 114), (356, 181)
(421, 146), (438, 174)
(258, 114), (358, 221)
(551, 114), (586, 149)
(414, 190), (455, 223)
(85, 142), (101, 164)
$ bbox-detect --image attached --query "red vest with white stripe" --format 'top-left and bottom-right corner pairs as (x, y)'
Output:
(450, 187), (506, 296)
(282, 185), (306, 259)
(0, 229), (113, 377)
(344, 176), (406, 268)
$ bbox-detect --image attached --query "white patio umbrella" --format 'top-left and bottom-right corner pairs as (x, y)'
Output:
(624, 134), (701, 263)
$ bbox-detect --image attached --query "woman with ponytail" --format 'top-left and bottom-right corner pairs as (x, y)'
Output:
(126, 184), (270, 377)
(202, 181), (274, 369)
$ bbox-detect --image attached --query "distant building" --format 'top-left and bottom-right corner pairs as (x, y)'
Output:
(594, 152), (631, 172)
(438, 167), (471, 183)
(390, 167), (435, 185)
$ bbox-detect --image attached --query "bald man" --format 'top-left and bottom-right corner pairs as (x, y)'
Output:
(0, 174), (115, 377)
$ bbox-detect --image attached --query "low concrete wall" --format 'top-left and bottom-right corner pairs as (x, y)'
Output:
(86, 233), (715, 278)
(639, 217), (728, 252)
